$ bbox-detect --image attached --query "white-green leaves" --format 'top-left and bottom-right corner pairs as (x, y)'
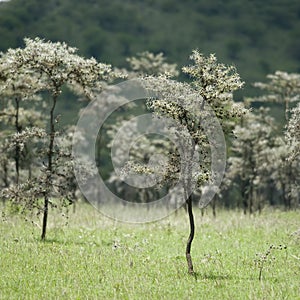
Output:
(127, 51), (179, 77)
(286, 102), (300, 161)
(253, 71), (300, 103)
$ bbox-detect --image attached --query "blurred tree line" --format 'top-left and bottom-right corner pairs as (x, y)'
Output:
(0, 0), (299, 97)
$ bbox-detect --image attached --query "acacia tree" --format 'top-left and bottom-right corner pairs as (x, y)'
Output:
(285, 103), (300, 205)
(251, 71), (300, 122)
(286, 103), (300, 161)
(226, 108), (276, 213)
(248, 71), (300, 209)
(126, 51), (179, 78)
(104, 51), (178, 202)
(181, 51), (244, 273)
(1, 37), (122, 240)
(122, 50), (245, 274)
(0, 52), (44, 184)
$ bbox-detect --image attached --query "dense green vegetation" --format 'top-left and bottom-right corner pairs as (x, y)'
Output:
(1, 204), (299, 299)
(0, 0), (299, 98)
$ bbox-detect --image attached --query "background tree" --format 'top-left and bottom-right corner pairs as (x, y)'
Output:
(251, 71), (300, 122)
(286, 102), (300, 161)
(103, 51), (178, 202)
(126, 51), (179, 78)
(246, 71), (300, 209)
(1, 37), (122, 240)
(285, 103), (300, 206)
(226, 108), (276, 213)
(0, 51), (43, 185)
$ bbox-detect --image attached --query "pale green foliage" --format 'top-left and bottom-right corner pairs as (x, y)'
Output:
(182, 50), (246, 128)
(9, 127), (46, 152)
(9, 37), (121, 98)
(286, 102), (300, 161)
(226, 108), (275, 212)
(0, 48), (44, 100)
(250, 71), (300, 121)
(0, 132), (14, 187)
(142, 76), (211, 193)
(106, 109), (177, 204)
(265, 137), (299, 208)
(126, 51), (179, 77)
(252, 71), (300, 103)
(121, 50), (245, 205)
(0, 101), (43, 128)
(229, 70), (300, 211)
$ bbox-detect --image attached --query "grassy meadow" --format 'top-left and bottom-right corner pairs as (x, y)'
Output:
(0, 203), (299, 299)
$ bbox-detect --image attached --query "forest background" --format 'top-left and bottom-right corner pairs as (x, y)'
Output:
(0, 0), (299, 211)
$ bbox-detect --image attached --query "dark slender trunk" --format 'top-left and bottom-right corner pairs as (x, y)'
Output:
(72, 198), (76, 213)
(41, 193), (48, 240)
(281, 183), (290, 211)
(41, 92), (58, 240)
(212, 197), (217, 218)
(186, 194), (195, 274)
(2, 161), (9, 205)
(242, 185), (248, 215)
(14, 97), (22, 184)
(3, 161), (9, 188)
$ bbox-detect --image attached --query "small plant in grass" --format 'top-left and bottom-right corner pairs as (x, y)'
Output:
(254, 244), (287, 281)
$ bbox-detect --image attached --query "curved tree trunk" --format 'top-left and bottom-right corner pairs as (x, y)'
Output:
(186, 194), (195, 274)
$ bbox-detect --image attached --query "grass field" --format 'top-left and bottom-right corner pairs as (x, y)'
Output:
(0, 203), (299, 299)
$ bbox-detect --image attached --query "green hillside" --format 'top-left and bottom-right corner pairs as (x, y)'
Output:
(0, 0), (299, 98)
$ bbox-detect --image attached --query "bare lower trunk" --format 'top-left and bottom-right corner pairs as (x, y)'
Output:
(41, 92), (57, 240)
(15, 97), (22, 184)
(41, 193), (48, 240)
(212, 197), (217, 218)
(186, 195), (195, 274)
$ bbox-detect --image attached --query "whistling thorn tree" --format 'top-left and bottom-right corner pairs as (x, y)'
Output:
(1, 37), (123, 240)
(226, 108), (276, 213)
(126, 51), (179, 78)
(286, 102), (300, 161)
(251, 71), (300, 121)
(129, 50), (245, 274)
(0, 50), (44, 184)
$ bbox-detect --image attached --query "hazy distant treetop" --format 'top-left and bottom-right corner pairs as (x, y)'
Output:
(126, 51), (179, 77)
(252, 71), (300, 103)
(248, 71), (300, 122)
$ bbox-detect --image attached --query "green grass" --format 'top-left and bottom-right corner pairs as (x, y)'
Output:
(0, 203), (299, 299)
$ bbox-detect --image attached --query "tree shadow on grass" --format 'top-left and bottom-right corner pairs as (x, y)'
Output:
(192, 271), (259, 283)
(191, 271), (234, 281)
(34, 236), (105, 248)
